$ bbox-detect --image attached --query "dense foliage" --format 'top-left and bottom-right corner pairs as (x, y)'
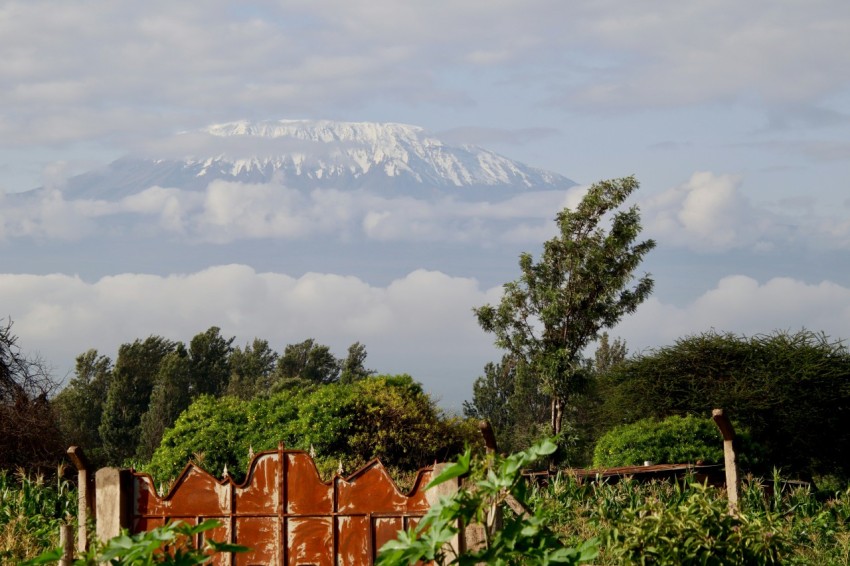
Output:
(52, 330), (377, 468)
(145, 375), (480, 483)
(0, 470), (76, 563)
(474, 177), (655, 441)
(592, 415), (724, 468)
(383, 441), (850, 565)
(596, 330), (850, 479)
(378, 439), (599, 565)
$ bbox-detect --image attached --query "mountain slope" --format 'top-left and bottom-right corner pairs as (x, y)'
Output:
(60, 119), (575, 200)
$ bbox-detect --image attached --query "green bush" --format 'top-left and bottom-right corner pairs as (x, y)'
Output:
(592, 415), (723, 468)
(144, 375), (479, 484)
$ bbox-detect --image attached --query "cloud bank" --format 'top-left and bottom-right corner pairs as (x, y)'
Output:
(3, 172), (848, 253)
(5, 265), (850, 405)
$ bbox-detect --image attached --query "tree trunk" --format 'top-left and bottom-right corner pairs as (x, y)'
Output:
(550, 395), (565, 437)
(549, 395), (565, 469)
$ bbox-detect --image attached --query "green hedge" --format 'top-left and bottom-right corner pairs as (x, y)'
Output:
(592, 415), (723, 468)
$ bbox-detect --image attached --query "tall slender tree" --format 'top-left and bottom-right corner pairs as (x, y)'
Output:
(474, 176), (655, 442)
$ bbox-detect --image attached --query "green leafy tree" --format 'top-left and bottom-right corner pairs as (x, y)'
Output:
(474, 177), (655, 444)
(99, 336), (177, 465)
(225, 338), (279, 399)
(145, 376), (478, 483)
(187, 326), (234, 397)
(52, 349), (113, 466)
(464, 356), (550, 454)
(275, 338), (340, 385)
(136, 347), (192, 461)
(593, 332), (627, 374)
(339, 341), (374, 383)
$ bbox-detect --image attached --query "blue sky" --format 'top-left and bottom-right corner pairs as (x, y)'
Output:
(2, 1), (849, 407)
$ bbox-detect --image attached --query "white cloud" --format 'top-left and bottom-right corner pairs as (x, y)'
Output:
(1, 265), (500, 405)
(5, 265), (850, 407)
(0, 181), (579, 245)
(643, 172), (786, 252)
(2, 1), (848, 148)
(614, 275), (850, 352)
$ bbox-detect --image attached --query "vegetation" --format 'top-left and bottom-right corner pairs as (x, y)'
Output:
(592, 415), (724, 468)
(51, 330), (379, 469)
(474, 177), (655, 447)
(23, 519), (246, 565)
(378, 439), (599, 565)
(0, 469), (75, 563)
(596, 330), (850, 480)
(0, 319), (64, 472)
(383, 441), (850, 565)
(145, 374), (479, 484)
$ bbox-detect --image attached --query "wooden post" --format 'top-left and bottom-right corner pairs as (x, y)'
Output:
(95, 468), (133, 543)
(712, 408), (740, 514)
(67, 446), (93, 552)
(58, 523), (74, 566)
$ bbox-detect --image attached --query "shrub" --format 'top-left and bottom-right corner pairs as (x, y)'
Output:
(144, 375), (479, 484)
(592, 414), (723, 468)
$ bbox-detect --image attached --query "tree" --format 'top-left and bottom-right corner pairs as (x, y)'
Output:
(339, 342), (374, 383)
(226, 338), (279, 399)
(52, 349), (113, 467)
(0, 318), (64, 471)
(593, 332), (627, 374)
(137, 346), (193, 461)
(474, 177), (655, 443)
(597, 330), (850, 479)
(275, 338), (340, 385)
(188, 326), (234, 397)
(99, 335), (177, 465)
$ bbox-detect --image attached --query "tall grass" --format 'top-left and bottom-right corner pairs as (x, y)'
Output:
(0, 468), (76, 564)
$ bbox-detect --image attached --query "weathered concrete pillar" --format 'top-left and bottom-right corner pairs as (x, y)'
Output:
(67, 446), (93, 552)
(95, 468), (133, 543)
(712, 408), (740, 514)
(59, 523), (74, 565)
(426, 463), (465, 563)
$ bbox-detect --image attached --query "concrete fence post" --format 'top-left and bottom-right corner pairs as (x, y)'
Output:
(67, 446), (93, 552)
(712, 408), (740, 514)
(95, 468), (133, 544)
(426, 463), (465, 563)
(58, 523), (74, 565)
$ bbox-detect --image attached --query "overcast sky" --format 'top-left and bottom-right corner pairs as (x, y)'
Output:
(2, 1), (849, 408)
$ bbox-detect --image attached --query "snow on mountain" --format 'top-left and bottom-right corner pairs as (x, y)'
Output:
(59, 119), (575, 200)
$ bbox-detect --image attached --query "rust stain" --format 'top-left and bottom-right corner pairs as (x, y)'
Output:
(129, 447), (433, 565)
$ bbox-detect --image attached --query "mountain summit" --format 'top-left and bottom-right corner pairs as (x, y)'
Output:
(60, 119), (575, 200)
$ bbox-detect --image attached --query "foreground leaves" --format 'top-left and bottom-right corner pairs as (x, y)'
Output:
(377, 439), (598, 565)
(23, 519), (247, 565)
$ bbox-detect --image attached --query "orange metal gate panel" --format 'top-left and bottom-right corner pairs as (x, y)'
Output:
(130, 445), (434, 565)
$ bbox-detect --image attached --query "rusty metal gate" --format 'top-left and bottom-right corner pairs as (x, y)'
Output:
(121, 445), (435, 565)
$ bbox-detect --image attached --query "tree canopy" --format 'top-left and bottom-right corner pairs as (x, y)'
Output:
(597, 330), (850, 479)
(474, 176), (655, 442)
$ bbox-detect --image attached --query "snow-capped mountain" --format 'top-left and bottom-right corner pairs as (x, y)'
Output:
(58, 120), (575, 200)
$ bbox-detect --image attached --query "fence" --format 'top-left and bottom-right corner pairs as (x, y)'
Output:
(83, 444), (459, 565)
